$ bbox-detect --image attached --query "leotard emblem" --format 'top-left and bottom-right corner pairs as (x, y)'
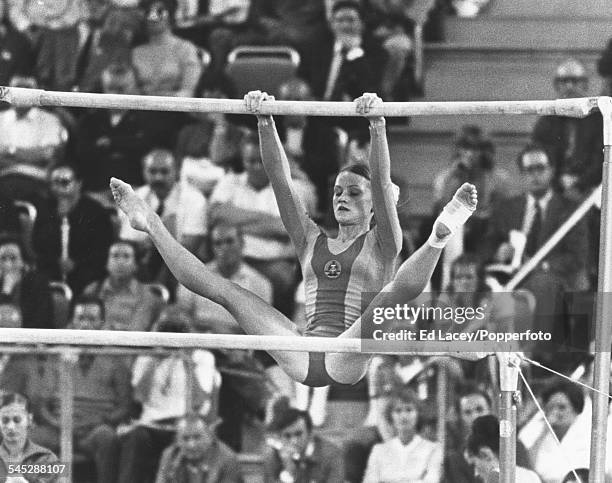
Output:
(324, 260), (342, 279)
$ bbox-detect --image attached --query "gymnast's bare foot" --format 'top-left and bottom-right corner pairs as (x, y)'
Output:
(110, 177), (154, 233)
(434, 183), (478, 241)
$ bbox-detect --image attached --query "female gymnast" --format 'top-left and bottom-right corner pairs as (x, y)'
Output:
(110, 93), (479, 387)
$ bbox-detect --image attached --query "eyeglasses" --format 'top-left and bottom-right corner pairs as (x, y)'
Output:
(51, 176), (75, 187)
(555, 76), (587, 84)
(1, 416), (24, 425)
(522, 164), (550, 174)
(280, 430), (305, 439)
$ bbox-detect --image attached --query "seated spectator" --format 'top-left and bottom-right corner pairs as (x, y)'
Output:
(32, 164), (115, 296)
(483, 145), (589, 362)
(175, 77), (239, 197)
(0, 75), (68, 173)
(0, 393), (60, 482)
(84, 239), (164, 331)
(0, 235), (53, 329)
(532, 58), (602, 196)
(562, 468), (589, 482)
(119, 149), (208, 289)
(209, 130), (313, 316)
(118, 307), (221, 483)
(433, 126), (512, 255)
(155, 413), (242, 483)
(264, 399), (343, 482)
(297, 0), (385, 135)
(519, 381), (590, 483)
(364, 0), (416, 101)
(362, 387), (442, 483)
(74, 62), (180, 196)
(75, 4), (140, 93)
(275, 78), (339, 218)
(466, 415), (541, 482)
(177, 221), (272, 334)
(133, 0), (202, 97)
(0, 9), (35, 87)
(8, 0), (88, 90)
(31, 296), (129, 483)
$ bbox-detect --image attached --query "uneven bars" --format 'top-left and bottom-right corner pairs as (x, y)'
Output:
(0, 86), (601, 117)
(0, 328), (491, 357)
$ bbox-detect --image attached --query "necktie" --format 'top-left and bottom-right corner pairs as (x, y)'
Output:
(148, 198), (166, 278)
(525, 201), (542, 257)
(323, 46), (348, 101)
(156, 198), (165, 217)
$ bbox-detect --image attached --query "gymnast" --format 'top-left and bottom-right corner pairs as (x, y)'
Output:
(110, 92), (479, 387)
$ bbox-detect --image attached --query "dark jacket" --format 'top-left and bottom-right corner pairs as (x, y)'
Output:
(0, 439), (60, 483)
(532, 112), (603, 191)
(7, 268), (54, 329)
(483, 192), (588, 289)
(155, 439), (243, 483)
(32, 195), (114, 296)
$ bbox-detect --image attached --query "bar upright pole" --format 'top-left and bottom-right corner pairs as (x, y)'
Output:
(589, 97), (612, 482)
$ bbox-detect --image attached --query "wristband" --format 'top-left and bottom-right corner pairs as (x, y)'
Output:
(368, 118), (386, 129)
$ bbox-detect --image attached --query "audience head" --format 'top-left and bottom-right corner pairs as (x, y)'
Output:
(0, 234), (26, 276)
(516, 144), (553, 198)
(0, 393), (33, 451)
(554, 58), (588, 99)
(333, 164), (374, 227)
(598, 40), (612, 95)
(542, 380), (584, 439)
(562, 468), (590, 482)
(384, 388), (421, 439)
(453, 125), (494, 172)
(154, 305), (192, 333)
(143, 0), (175, 34)
(176, 413), (216, 461)
(106, 240), (139, 282)
(241, 130), (269, 190)
(278, 78), (313, 127)
(330, 0), (364, 40)
(0, 295), (22, 328)
(210, 222), (244, 277)
(449, 253), (485, 294)
(101, 62), (140, 96)
(457, 383), (492, 430)
(143, 149), (178, 200)
(267, 398), (313, 458)
(9, 75), (38, 117)
(49, 164), (83, 211)
(71, 295), (105, 330)
(466, 414), (500, 480)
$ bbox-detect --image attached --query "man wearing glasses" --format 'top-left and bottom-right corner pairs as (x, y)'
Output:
(32, 164), (114, 296)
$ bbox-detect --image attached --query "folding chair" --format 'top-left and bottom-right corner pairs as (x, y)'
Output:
(225, 46), (300, 97)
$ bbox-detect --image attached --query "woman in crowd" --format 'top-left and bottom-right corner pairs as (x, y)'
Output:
(133, 0), (202, 97)
(0, 393), (60, 483)
(363, 387), (442, 482)
(110, 92), (480, 387)
(0, 235), (53, 329)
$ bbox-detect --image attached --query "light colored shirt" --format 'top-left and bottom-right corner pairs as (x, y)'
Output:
(177, 260), (272, 333)
(210, 172), (310, 260)
(132, 33), (201, 97)
(132, 350), (220, 423)
(0, 108), (67, 150)
(120, 181), (207, 243)
(363, 435), (443, 483)
(9, 0), (89, 30)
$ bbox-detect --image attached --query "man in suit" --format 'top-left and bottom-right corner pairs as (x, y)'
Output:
(483, 144), (589, 363)
(297, 0), (385, 136)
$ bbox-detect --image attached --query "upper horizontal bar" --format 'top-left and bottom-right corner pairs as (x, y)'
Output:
(0, 86), (602, 118)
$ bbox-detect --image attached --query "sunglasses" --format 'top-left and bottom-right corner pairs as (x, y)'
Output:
(51, 176), (75, 187)
(522, 164), (549, 174)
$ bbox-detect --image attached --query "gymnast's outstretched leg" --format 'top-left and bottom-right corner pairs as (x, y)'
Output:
(110, 177), (311, 382)
(327, 183), (479, 384)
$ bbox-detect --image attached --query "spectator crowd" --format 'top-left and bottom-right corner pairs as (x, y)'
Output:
(0, 0), (610, 481)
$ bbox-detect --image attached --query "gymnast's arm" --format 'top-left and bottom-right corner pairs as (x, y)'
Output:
(368, 116), (403, 259)
(256, 115), (318, 255)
